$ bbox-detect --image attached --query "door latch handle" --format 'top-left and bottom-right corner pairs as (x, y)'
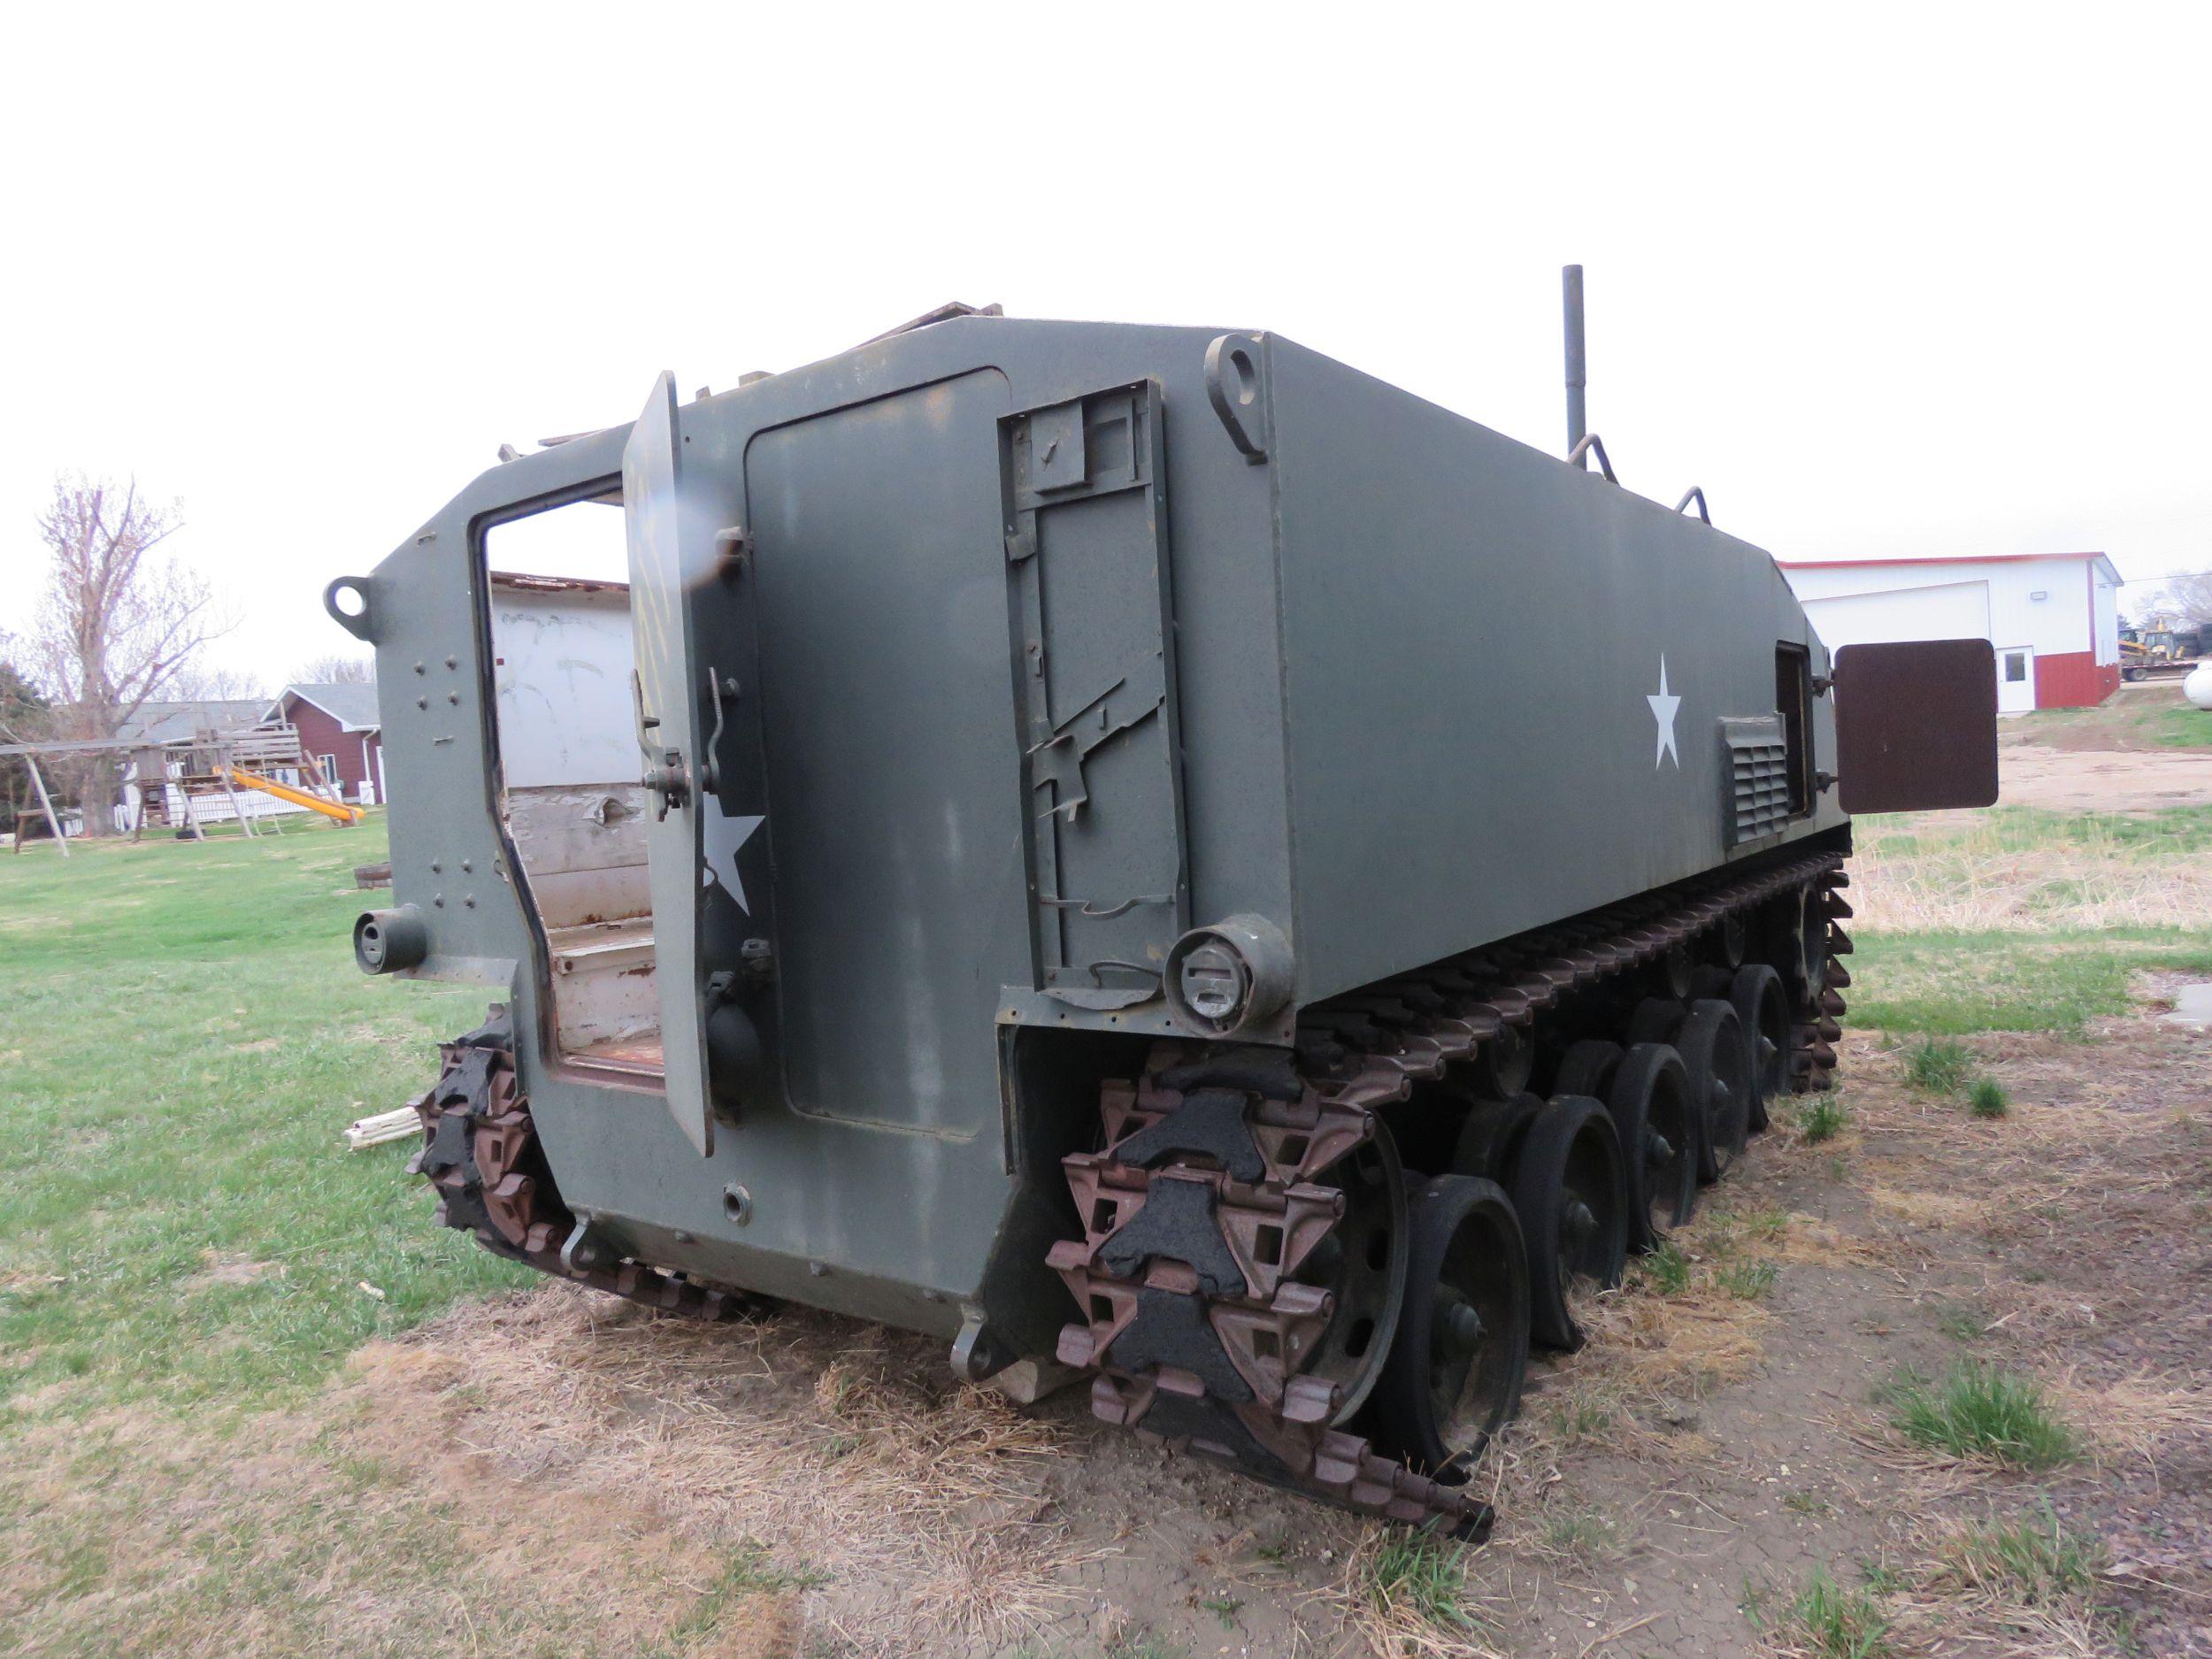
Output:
(631, 670), (689, 821)
(700, 665), (733, 795)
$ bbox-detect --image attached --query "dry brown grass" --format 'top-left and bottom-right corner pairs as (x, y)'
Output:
(1864, 1184), (1996, 1232)
(357, 1284), (1092, 1650)
(1850, 810), (2212, 933)
(2047, 1371), (2212, 1475)
(0, 1399), (801, 1659)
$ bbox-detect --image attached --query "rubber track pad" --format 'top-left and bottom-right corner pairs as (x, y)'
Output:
(1097, 1176), (1246, 1296)
(1109, 1289), (1255, 1402)
(1111, 1089), (1267, 1183)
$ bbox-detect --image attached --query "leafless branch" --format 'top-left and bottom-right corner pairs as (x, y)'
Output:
(26, 472), (237, 833)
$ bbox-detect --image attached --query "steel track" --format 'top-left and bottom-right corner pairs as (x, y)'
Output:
(1048, 849), (1850, 1532)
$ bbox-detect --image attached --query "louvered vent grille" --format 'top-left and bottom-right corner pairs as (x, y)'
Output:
(1722, 714), (1792, 846)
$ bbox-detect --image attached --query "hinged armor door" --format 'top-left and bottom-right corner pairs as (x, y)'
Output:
(1001, 380), (1190, 1009)
(622, 372), (716, 1156)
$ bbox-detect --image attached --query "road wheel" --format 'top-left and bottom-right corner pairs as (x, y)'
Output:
(1603, 1042), (1699, 1250)
(1687, 964), (1732, 1002)
(1626, 996), (1686, 1048)
(1450, 1091), (1545, 1184)
(1676, 999), (1751, 1182)
(1370, 1175), (1531, 1479)
(1507, 1095), (1627, 1349)
(1552, 1039), (1622, 1100)
(1729, 963), (1792, 1133)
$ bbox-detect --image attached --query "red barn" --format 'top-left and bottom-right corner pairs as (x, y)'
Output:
(264, 683), (385, 805)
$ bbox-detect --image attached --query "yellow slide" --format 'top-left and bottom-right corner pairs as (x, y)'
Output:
(227, 765), (365, 825)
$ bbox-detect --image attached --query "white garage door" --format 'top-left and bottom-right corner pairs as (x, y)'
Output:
(1801, 580), (1993, 653)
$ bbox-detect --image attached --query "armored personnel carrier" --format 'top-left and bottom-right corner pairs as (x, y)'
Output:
(338, 296), (1994, 1536)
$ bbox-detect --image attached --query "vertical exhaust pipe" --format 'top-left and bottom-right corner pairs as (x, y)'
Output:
(1563, 264), (1587, 465)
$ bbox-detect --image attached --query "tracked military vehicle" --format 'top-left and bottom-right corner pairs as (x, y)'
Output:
(339, 290), (1996, 1536)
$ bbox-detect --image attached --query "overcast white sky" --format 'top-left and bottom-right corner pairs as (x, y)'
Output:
(3, 4), (2207, 687)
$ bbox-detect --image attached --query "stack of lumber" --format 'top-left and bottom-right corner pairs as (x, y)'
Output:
(345, 1106), (420, 1150)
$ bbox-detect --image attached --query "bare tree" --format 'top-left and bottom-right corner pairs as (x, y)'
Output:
(289, 652), (376, 685)
(2155, 571), (2212, 629)
(28, 474), (233, 833)
(169, 662), (269, 703)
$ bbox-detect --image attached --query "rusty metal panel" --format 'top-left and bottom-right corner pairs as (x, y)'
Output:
(1833, 638), (1999, 814)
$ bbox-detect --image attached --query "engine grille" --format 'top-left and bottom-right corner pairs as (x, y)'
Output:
(1724, 716), (1792, 845)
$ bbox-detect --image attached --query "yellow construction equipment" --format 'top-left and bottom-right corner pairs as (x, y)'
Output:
(227, 765), (365, 825)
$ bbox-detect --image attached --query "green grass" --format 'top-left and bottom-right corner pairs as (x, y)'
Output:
(1857, 1559), (1907, 1595)
(1901, 1037), (1973, 1094)
(1717, 1259), (1780, 1301)
(1863, 803), (2212, 857)
(1942, 1504), (2101, 1604)
(1851, 804), (2212, 1034)
(669, 1544), (827, 1642)
(1935, 1302), (1988, 1342)
(0, 825), (527, 1424)
(1541, 1508), (1617, 1558)
(2151, 701), (2212, 747)
(1738, 1204), (1791, 1241)
(1969, 1078), (2010, 1118)
(1547, 1398), (1615, 1443)
(1363, 1531), (1481, 1637)
(1199, 1595), (1242, 1628)
(1799, 1098), (1847, 1143)
(1882, 1363), (2076, 1470)
(1852, 929), (2212, 1036)
(2026, 688), (2212, 751)
(1745, 1565), (1892, 1658)
(1638, 1240), (1693, 1294)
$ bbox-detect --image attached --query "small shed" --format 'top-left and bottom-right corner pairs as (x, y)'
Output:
(1780, 552), (2122, 714)
(265, 683), (386, 805)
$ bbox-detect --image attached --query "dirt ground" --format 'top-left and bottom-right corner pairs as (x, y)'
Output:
(326, 1003), (2206, 1659)
(1997, 744), (2212, 814)
(1998, 680), (2212, 812)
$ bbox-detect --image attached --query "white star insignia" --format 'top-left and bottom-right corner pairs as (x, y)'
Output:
(703, 810), (766, 911)
(1647, 656), (1682, 769)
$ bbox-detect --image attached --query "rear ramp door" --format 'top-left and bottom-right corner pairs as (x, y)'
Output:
(622, 373), (717, 1156)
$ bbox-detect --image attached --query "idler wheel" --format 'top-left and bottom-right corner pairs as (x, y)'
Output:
(1506, 1095), (1627, 1350)
(1449, 1091), (1545, 1184)
(1728, 963), (1792, 1133)
(1293, 1123), (1409, 1424)
(1603, 1042), (1699, 1250)
(1676, 999), (1751, 1183)
(1370, 1175), (1530, 1478)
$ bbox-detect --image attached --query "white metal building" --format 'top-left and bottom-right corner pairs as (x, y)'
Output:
(1779, 551), (2122, 713)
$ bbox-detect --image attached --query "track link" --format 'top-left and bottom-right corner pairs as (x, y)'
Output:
(1050, 848), (1847, 1532)
(409, 1006), (755, 1324)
